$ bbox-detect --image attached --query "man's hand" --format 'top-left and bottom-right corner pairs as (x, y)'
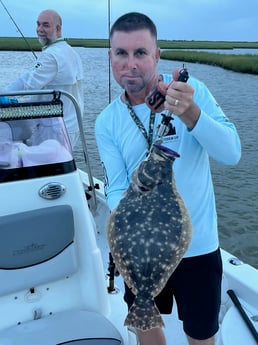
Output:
(164, 81), (201, 130)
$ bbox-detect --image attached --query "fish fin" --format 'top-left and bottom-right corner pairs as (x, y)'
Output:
(124, 297), (165, 331)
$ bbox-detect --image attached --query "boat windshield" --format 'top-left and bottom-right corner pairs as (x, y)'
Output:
(0, 98), (75, 182)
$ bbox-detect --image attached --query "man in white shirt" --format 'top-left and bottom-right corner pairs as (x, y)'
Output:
(4, 9), (84, 149)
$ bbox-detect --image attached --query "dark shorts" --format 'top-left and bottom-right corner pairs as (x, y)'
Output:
(124, 248), (223, 340)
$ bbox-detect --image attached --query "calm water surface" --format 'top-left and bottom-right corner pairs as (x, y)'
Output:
(0, 48), (257, 269)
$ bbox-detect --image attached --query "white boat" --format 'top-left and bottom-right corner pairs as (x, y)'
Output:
(0, 90), (257, 345)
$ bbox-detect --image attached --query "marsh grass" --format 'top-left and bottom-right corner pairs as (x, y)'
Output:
(1, 37), (258, 74)
(1, 37), (258, 50)
(161, 50), (258, 74)
(0, 37), (110, 50)
(158, 40), (258, 50)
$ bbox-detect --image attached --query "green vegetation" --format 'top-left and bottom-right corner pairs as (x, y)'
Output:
(1, 37), (258, 74)
(161, 50), (258, 74)
(1, 37), (258, 50)
(66, 38), (110, 48)
(0, 37), (110, 51)
(0, 37), (111, 50)
(158, 40), (258, 50)
(0, 37), (41, 51)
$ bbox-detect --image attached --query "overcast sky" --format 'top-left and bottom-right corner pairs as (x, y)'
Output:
(1, 0), (258, 42)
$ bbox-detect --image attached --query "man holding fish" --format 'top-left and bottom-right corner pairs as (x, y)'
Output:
(95, 12), (241, 345)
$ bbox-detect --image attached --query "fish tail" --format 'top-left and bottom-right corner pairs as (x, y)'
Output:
(124, 297), (165, 331)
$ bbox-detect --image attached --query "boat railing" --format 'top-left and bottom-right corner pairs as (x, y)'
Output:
(0, 89), (97, 211)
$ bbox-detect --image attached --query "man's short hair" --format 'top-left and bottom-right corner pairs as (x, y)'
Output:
(110, 12), (157, 42)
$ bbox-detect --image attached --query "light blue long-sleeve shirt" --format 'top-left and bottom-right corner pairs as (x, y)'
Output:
(95, 75), (241, 257)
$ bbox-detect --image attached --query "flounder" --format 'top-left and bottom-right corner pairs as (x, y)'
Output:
(107, 144), (192, 331)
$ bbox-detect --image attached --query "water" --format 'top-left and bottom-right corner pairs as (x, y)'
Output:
(0, 48), (257, 269)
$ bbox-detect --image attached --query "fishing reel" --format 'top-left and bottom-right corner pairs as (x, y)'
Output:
(146, 65), (189, 139)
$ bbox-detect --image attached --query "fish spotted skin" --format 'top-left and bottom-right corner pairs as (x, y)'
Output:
(107, 144), (192, 331)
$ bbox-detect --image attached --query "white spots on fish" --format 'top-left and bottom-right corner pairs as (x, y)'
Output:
(107, 144), (192, 331)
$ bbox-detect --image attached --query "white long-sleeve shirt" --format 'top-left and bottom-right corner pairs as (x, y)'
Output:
(95, 75), (241, 257)
(4, 39), (84, 148)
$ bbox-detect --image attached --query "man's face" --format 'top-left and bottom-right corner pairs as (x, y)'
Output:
(109, 29), (160, 97)
(36, 12), (60, 46)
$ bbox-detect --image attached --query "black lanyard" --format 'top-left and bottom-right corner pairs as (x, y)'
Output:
(125, 92), (156, 152)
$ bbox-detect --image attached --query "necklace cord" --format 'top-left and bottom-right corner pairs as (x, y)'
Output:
(124, 93), (155, 153)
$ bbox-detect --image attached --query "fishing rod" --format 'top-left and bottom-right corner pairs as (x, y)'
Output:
(108, 0), (111, 104)
(0, 0), (37, 59)
(227, 289), (258, 344)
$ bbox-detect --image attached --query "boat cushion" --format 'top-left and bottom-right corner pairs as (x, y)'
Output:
(0, 310), (123, 345)
(0, 205), (78, 295)
(0, 205), (74, 269)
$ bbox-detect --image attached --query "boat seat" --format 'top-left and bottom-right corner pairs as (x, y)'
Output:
(6, 119), (32, 142)
(221, 305), (258, 345)
(0, 310), (123, 345)
(0, 205), (78, 296)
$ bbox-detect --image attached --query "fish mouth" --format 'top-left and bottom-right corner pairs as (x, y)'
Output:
(134, 184), (151, 193)
(153, 144), (180, 159)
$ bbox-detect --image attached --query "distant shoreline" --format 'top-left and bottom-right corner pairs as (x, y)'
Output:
(1, 37), (258, 50)
(1, 37), (258, 74)
(160, 50), (258, 75)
